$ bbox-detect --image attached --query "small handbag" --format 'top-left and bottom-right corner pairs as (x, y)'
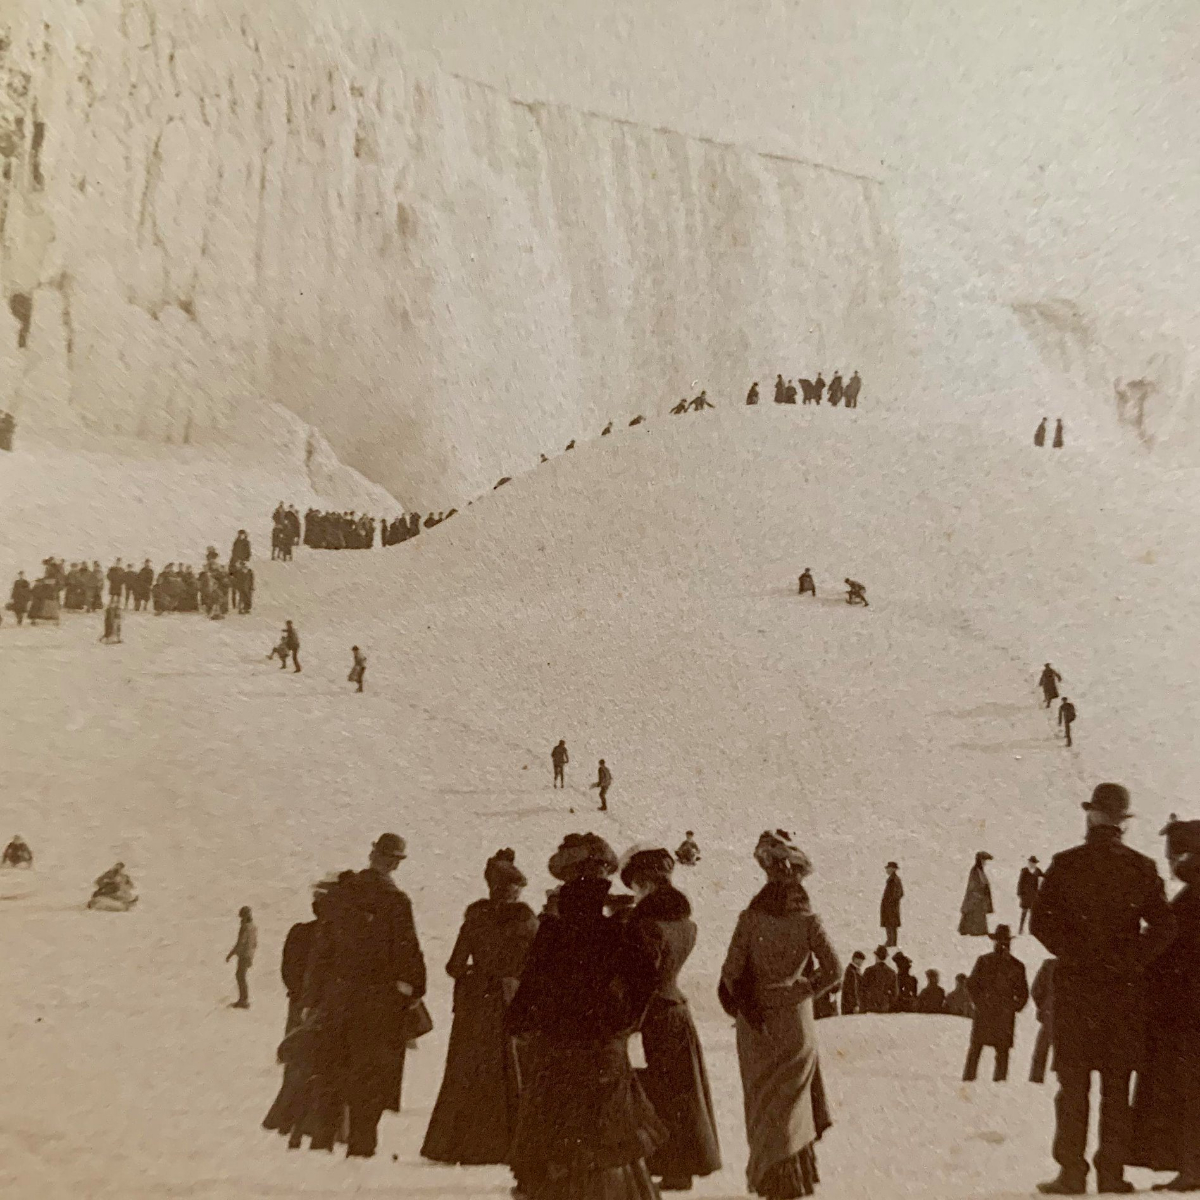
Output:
(400, 998), (434, 1042)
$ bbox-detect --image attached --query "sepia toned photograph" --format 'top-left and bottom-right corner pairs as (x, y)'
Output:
(1, 2), (1198, 1197)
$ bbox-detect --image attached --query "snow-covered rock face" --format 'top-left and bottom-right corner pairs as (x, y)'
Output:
(0, 0), (904, 508)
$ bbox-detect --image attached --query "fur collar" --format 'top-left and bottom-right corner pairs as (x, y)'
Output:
(748, 880), (812, 917)
(632, 884), (691, 922)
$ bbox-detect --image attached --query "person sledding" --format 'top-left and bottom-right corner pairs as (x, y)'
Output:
(845, 578), (869, 606)
(88, 862), (138, 911)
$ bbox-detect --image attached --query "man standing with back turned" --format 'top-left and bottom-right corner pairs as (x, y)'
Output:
(1031, 783), (1176, 1195)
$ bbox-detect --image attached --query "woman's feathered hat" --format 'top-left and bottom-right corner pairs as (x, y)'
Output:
(618, 843), (675, 888)
(548, 832), (618, 882)
(484, 847), (527, 890)
(753, 829), (813, 877)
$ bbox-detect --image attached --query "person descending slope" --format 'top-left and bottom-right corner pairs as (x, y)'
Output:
(1039, 663), (1062, 707)
(798, 568), (816, 597)
(1058, 697), (1076, 748)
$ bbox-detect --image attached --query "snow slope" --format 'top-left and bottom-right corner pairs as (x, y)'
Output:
(0, 407), (1196, 1197)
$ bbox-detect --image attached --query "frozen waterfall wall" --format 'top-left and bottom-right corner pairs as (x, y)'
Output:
(0, 0), (906, 507)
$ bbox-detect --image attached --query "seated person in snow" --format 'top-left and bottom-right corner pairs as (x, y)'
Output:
(675, 831), (701, 866)
(798, 569), (816, 596)
(88, 862), (138, 910)
(845, 578), (869, 606)
(2, 836), (32, 867)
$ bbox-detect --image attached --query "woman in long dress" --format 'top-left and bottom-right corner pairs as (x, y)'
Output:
(1130, 818), (1200, 1191)
(506, 832), (666, 1200)
(421, 849), (539, 1165)
(621, 845), (721, 1192)
(720, 830), (841, 1198)
(958, 851), (994, 936)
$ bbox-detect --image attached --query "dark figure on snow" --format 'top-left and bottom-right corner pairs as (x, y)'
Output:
(601, 422), (613, 436)
(230, 530), (251, 568)
(798, 568), (815, 597)
(784, 380), (797, 405)
(860, 944), (898, 1013)
(671, 398), (690, 415)
(1129, 818), (1200, 1191)
(506, 832), (665, 1200)
(1053, 419), (1064, 448)
(841, 950), (865, 1014)
(916, 969), (946, 1014)
(1018, 857), (1044, 933)
(0, 410), (14, 451)
(2, 835), (32, 867)
(629, 415), (645, 427)
(845, 578), (868, 606)
(690, 391), (714, 411)
(88, 862), (137, 911)
(959, 851), (994, 937)
(280, 893), (323, 1034)
(719, 830), (839, 1199)
(1058, 697), (1076, 747)
(1029, 958), (1056, 1084)
(623, 844), (722, 1191)
(347, 646), (366, 692)
(881, 861), (903, 947)
(1030, 783), (1176, 1195)
(962, 925), (1028, 1082)
(844, 371), (861, 408)
(422, 849), (538, 1167)
(135, 560), (154, 611)
(227, 906), (257, 1009)
(299, 833), (429, 1157)
(590, 758), (612, 811)
(107, 559), (125, 602)
(773, 375), (786, 405)
(813, 373), (826, 403)
(944, 973), (975, 1018)
(1040, 663), (1062, 707)
(10, 571), (30, 624)
(551, 739), (569, 788)
(747, 382), (760, 405)
(676, 830), (700, 866)
(893, 952), (918, 1013)
(281, 621), (301, 672)
(565, 440), (575, 451)
(1035, 418), (1048, 447)
(827, 372), (844, 407)
(100, 596), (123, 644)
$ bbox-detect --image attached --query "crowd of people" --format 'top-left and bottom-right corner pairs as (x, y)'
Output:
(301, 509), (379, 550)
(245, 783), (1198, 1200)
(747, 371), (863, 408)
(5, 536), (255, 628)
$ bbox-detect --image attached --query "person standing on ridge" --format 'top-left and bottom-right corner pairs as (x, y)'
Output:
(1030, 783), (1176, 1196)
(774, 375), (786, 405)
(551, 739), (569, 789)
(1018, 857), (1044, 933)
(962, 924), (1028, 1082)
(827, 371), (844, 407)
(746, 382), (759, 405)
(589, 759), (612, 811)
(1053, 419), (1065, 448)
(282, 621), (301, 673)
(860, 945), (898, 1013)
(844, 371), (862, 408)
(1058, 697), (1076, 748)
(813, 372), (826, 403)
(893, 952), (918, 1012)
(798, 568), (816, 597)
(227, 905), (258, 1009)
(107, 559), (125, 605)
(1039, 663), (1063, 708)
(916, 969), (947, 1014)
(881, 861), (903, 948)
(1035, 418), (1048, 447)
(783, 379), (797, 404)
(348, 645), (366, 693)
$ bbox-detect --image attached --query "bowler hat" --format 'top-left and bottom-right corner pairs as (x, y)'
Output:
(886, 861), (899, 870)
(372, 832), (407, 859)
(1082, 783), (1133, 821)
(991, 924), (1014, 944)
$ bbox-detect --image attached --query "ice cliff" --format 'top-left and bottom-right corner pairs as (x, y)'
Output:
(0, 0), (904, 508)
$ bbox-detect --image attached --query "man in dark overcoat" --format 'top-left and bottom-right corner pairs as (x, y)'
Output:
(301, 833), (427, 1157)
(881, 861), (903, 947)
(1018, 856), (1044, 933)
(963, 924), (1028, 1081)
(841, 950), (865, 1014)
(1030, 783), (1176, 1195)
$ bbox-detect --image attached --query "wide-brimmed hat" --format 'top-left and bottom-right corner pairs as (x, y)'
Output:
(484, 848), (527, 891)
(619, 844), (675, 888)
(372, 832), (407, 860)
(1083, 783), (1133, 822)
(753, 829), (813, 877)
(548, 832), (618, 882)
(991, 924), (1014, 944)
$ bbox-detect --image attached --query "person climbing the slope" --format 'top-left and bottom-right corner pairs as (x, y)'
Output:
(1034, 418), (1048, 447)
(671, 398), (689, 415)
(844, 370), (862, 408)
(1039, 663), (1062, 708)
(845, 578), (868, 606)
(798, 568), (816, 597)
(746, 382), (760, 405)
(589, 759), (613, 811)
(348, 646), (367, 693)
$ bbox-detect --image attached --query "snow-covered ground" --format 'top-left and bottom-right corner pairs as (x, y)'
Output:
(1, 407), (1196, 1197)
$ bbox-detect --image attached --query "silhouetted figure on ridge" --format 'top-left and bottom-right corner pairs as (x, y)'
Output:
(1053, 419), (1064, 448)
(773, 375), (786, 404)
(783, 379), (797, 404)
(1035, 418), (1048, 447)
(916, 969), (946, 1014)
(348, 646), (366, 693)
(860, 945), (898, 1013)
(827, 372), (844, 407)
(813, 373), (826, 403)
(798, 568), (815, 597)
(844, 371), (862, 408)
(1039, 663), (1062, 707)
(690, 391), (714, 411)
(746, 382), (759, 405)
(881, 861), (903, 947)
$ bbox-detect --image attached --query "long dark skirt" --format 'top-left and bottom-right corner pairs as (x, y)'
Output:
(1129, 1028), (1200, 1175)
(510, 1034), (666, 1200)
(422, 979), (521, 1164)
(638, 999), (721, 1181)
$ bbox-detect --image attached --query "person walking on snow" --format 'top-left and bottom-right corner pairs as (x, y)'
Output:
(1058, 697), (1076, 748)
(551, 739), (569, 788)
(1018, 857), (1044, 933)
(227, 906), (258, 1009)
(798, 568), (816, 597)
(746, 382), (760, 405)
(10, 571), (30, 624)
(860, 945), (898, 1013)
(1040, 663), (1062, 707)
(845, 578), (868, 606)
(282, 621), (301, 672)
(959, 851), (994, 936)
(844, 371), (862, 408)
(348, 646), (367, 693)
(589, 759), (612, 811)
(881, 861), (903, 947)
(962, 924), (1028, 1082)
(1053, 419), (1065, 448)
(1035, 418), (1048, 447)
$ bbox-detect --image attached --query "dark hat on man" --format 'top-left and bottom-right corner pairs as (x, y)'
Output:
(991, 924), (1014, 945)
(1083, 782), (1133, 821)
(1165, 819), (1200, 858)
(873, 945), (888, 960)
(372, 832), (407, 860)
(548, 832), (618, 882)
(851, 950), (866, 962)
(886, 861), (899, 870)
(484, 847), (527, 890)
(1028, 856), (1039, 864)
(893, 952), (912, 970)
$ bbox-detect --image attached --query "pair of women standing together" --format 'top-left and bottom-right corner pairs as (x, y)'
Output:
(424, 828), (838, 1200)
